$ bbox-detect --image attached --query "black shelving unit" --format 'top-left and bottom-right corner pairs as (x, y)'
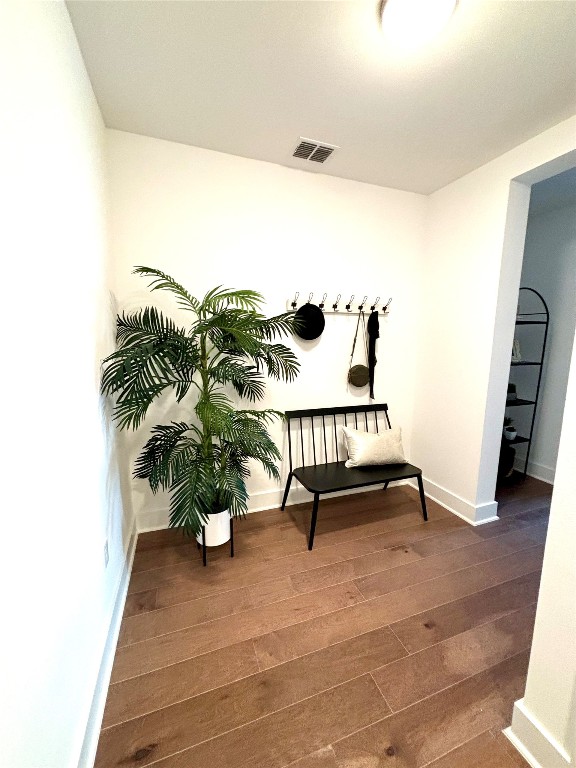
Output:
(504, 287), (549, 477)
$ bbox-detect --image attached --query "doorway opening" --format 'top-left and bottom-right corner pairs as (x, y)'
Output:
(496, 166), (576, 507)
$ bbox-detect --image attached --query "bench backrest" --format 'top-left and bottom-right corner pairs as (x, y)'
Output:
(284, 404), (392, 471)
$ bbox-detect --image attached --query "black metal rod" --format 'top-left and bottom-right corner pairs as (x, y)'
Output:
(417, 475), (428, 521)
(519, 287), (549, 477)
(281, 472), (293, 511)
(308, 493), (320, 550)
(333, 415), (339, 462)
(311, 416), (317, 466)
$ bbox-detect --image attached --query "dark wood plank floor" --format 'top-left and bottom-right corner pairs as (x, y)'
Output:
(96, 474), (550, 768)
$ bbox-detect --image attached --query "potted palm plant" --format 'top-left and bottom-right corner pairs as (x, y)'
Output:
(101, 267), (300, 552)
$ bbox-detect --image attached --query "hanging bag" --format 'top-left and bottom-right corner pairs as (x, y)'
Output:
(347, 311), (369, 387)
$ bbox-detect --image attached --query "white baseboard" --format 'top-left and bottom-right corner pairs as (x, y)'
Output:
(78, 519), (138, 768)
(137, 477), (500, 531)
(136, 482), (411, 531)
(415, 477), (499, 525)
(505, 698), (572, 768)
(514, 458), (555, 485)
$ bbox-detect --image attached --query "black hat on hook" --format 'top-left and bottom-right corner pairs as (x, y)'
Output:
(293, 293), (325, 340)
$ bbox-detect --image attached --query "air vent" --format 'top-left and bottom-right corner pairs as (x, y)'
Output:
(292, 138), (338, 164)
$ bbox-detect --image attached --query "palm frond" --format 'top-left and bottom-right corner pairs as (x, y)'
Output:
(112, 383), (172, 431)
(134, 422), (199, 492)
(209, 360), (266, 401)
(168, 459), (214, 534)
(134, 266), (200, 313)
(254, 343), (300, 382)
(195, 390), (234, 440)
(101, 307), (198, 429)
(201, 287), (263, 313)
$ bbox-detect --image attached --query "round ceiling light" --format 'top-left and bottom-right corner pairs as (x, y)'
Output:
(380, 0), (457, 50)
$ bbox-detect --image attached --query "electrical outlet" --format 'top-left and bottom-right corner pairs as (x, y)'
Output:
(104, 540), (109, 568)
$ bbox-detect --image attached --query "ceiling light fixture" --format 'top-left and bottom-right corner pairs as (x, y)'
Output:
(380, 0), (457, 50)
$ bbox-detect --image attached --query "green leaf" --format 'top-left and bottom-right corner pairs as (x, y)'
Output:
(134, 266), (200, 313)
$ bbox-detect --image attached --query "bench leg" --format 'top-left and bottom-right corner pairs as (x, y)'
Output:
(281, 472), (293, 511)
(230, 515), (234, 559)
(308, 493), (320, 551)
(383, 481), (389, 491)
(202, 525), (207, 566)
(417, 475), (428, 521)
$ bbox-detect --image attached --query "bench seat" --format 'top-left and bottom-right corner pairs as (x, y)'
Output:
(293, 461), (423, 494)
(281, 404), (427, 550)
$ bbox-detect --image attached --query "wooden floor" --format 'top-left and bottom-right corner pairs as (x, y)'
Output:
(96, 474), (551, 768)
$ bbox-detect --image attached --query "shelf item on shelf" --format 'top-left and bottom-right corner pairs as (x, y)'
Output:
(501, 287), (549, 479)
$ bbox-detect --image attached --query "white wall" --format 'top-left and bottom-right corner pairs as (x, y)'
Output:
(0, 3), (133, 767)
(506, 323), (576, 767)
(106, 129), (427, 529)
(411, 117), (576, 524)
(511, 200), (576, 483)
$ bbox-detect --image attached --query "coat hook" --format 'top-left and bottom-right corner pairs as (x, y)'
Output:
(370, 296), (380, 311)
(291, 291), (300, 309)
(332, 293), (341, 311)
(319, 293), (328, 310)
(308, 292), (314, 303)
(382, 297), (392, 312)
(345, 294), (355, 312)
(358, 295), (368, 311)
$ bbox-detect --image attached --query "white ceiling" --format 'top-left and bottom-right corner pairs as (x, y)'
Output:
(67, 0), (576, 194)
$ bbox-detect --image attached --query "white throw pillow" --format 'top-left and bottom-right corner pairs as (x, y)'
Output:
(341, 425), (406, 468)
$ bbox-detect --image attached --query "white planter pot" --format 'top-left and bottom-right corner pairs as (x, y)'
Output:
(504, 429), (517, 441)
(196, 509), (231, 547)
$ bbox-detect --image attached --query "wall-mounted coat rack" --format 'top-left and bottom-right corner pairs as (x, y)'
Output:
(286, 292), (392, 316)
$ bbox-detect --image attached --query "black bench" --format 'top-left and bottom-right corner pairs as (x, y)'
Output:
(281, 404), (427, 550)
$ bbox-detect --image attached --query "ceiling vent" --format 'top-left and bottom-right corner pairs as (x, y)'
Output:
(293, 138), (338, 164)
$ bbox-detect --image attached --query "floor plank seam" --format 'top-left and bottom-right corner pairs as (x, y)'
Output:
(110, 583), (541, 691)
(119, 542), (545, 649)
(384, 599), (540, 663)
(112, 564), (543, 684)
(281, 745), (338, 768)
(379, 647), (532, 718)
(251, 638), (262, 673)
(131, 514), (546, 601)
(418, 729), (500, 768)
(386, 624), (411, 655)
(369, 670), (394, 712)
(326, 648), (532, 758)
(122, 671), (388, 763)
(102, 661), (266, 730)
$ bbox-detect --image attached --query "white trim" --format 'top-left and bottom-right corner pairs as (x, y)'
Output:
(77, 520), (138, 768)
(505, 698), (572, 768)
(137, 477), (501, 531)
(137, 482), (412, 530)
(514, 458), (555, 485)
(413, 477), (499, 525)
